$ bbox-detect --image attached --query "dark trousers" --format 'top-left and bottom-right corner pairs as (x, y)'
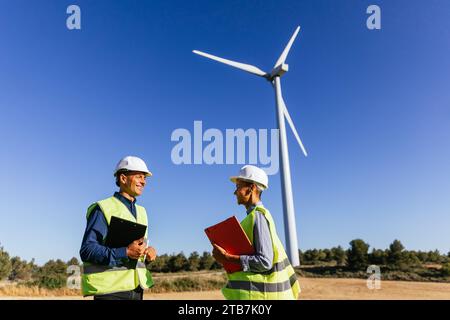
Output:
(93, 286), (144, 300)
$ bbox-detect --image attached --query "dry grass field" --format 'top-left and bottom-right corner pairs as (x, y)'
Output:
(1, 276), (450, 300)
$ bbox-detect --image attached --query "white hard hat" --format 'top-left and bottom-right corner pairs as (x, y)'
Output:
(114, 156), (152, 177)
(230, 165), (268, 190)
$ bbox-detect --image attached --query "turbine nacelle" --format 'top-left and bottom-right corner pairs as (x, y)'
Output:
(268, 63), (289, 80)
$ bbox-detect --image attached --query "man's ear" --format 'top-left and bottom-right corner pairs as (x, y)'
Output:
(120, 173), (127, 185)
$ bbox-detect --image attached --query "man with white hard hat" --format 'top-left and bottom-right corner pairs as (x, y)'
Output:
(212, 165), (300, 300)
(80, 156), (157, 300)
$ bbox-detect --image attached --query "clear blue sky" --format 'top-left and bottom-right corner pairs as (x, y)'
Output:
(0, 1), (449, 264)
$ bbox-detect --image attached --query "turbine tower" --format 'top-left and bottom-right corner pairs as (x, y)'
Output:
(193, 26), (307, 266)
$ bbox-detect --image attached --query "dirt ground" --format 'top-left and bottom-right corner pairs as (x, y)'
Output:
(143, 277), (450, 300)
(2, 277), (450, 300)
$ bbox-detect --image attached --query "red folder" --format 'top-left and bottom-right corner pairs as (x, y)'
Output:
(205, 216), (254, 273)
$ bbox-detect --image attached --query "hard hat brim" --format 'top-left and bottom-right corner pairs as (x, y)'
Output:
(115, 170), (152, 177)
(144, 171), (152, 177)
(229, 176), (267, 190)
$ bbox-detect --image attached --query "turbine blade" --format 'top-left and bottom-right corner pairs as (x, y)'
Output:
(193, 50), (267, 77)
(281, 96), (308, 157)
(274, 26), (301, 68)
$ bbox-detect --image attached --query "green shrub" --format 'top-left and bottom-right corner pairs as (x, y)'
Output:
(347, 239), (369, 270)
(441, 263), (450, 277)
(9, 257), (36, 281)
(31, 259), (68, 289)
(0, 246), (12, 281)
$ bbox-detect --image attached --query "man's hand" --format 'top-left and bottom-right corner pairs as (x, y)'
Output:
(212, 243), (227, 265)
(126, 238), (147, 260)
(145, 246), (157, 262)
(212, 243), (241, 265)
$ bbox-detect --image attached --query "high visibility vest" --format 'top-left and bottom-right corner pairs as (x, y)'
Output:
(222, 205), (301, 300)
(81, 196), (154, 296)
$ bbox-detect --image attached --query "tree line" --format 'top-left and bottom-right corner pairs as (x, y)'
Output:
(1, 239), (450, 289)
(0, 246), (222, 289)
(300, 239), (450, 273)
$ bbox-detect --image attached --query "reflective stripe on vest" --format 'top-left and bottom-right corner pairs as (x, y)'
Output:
(83, 260), (147, 274)
(259, 258), (290, 275)
(226, 273), (298, 292)
(81, 196), (154, 296)
(221, 206), (301, 300)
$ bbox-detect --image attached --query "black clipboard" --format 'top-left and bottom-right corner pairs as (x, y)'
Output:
(104, 216), (147, 248)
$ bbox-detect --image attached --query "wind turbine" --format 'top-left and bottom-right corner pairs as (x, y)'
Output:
(193, 26), (307, 266)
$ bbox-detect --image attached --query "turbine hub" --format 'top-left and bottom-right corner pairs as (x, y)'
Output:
(269, 63), (289, 80)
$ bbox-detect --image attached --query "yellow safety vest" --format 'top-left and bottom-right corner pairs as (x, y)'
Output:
(222, 205), (301, 300)
(81, 196), (154, 296)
